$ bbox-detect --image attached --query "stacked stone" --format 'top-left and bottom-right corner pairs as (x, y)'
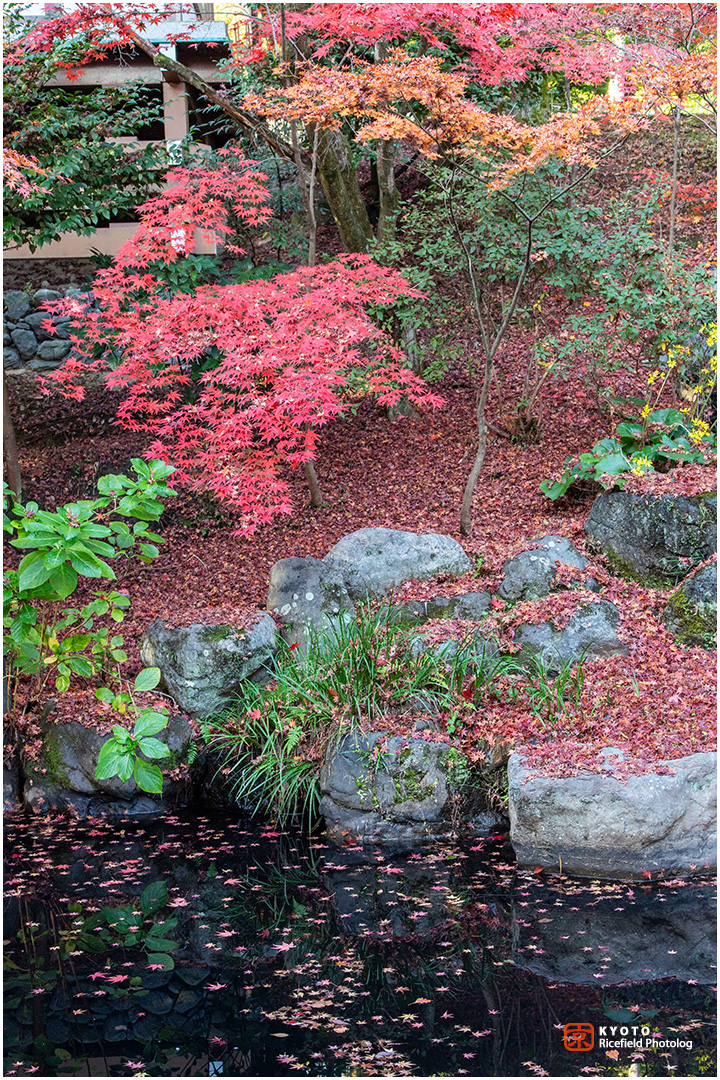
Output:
(3, 287), (86, 371)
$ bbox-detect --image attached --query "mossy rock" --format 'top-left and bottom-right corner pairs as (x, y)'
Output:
(664, 564), (717, 649)
(140, 614), (277, 717)
(23, 714), (193, 817)
(585, 491), (717, 586)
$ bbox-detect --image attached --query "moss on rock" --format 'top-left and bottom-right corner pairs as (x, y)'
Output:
(664, 566), (717, 649)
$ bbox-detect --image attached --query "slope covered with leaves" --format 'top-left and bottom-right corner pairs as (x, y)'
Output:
(5, 113), (716, 782)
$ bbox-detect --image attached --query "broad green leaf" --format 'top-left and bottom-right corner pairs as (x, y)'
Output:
(95, 687), (115, 704)
(616, 422), (643, 440)
(44, 546), (69, 569)
(593, 451), (629, 476)
(76, 932), (108, 954)
(140, 880), (168, 916)
(147, 460), (176, 479)
(647, 407), (685, 426)
(80, 523), (113, 538)
(45, 564), (79, 599)
(134, 667), (161, 692)
(17, 551), (53, 591)
(116, 752), (135, 783)
(134, 757), (163, 793)
(592, 437), (621, 455)
(133, 710), (168, 738)
(95, 741), (125, 780)
(146, 952), (174, 971)
(540, 479), (570, 500)
(67, 547), (115, 579)
(64, 633), (91, 651)
(83, 539), (116, 558)
(130, 459), (152, 478)
(111, 725), (131, 744)
(66, 657), (93, 677)
(143, 936), (177, 952)
(97, 474), (131, 496)
(55, 674), (70, 692)
(138, 737), (170, 760)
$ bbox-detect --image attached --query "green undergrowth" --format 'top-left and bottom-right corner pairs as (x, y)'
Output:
(199, 605), (587, 826)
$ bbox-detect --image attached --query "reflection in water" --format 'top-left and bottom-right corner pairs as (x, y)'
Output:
(3, 812), (716, 1077)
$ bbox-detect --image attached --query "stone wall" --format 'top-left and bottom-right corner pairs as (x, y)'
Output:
(3, 287), (94, 372)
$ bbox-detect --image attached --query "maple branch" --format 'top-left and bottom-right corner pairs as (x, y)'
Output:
(445, 169), (492, 356)
(122, 25), (309, 167)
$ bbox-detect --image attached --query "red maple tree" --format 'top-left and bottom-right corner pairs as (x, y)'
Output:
(48, 149), (441, 533)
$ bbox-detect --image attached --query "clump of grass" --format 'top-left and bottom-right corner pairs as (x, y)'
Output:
(203, 605), (587, 825)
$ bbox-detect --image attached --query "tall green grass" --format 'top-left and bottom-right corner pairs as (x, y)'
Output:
(202, 605), (586, 825)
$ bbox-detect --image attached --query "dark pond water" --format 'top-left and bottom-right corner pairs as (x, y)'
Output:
(3, 811), (716, 1077)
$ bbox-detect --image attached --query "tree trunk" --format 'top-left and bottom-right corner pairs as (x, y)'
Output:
(311, 124), (375, 253)
(375, 138), (400, 244)
(3, 371), (22, 501)
(459, 356), (492, 535)
(668, 105), (681, 254)
(303, 458), (323, 507)
(373, 41), (401, 244)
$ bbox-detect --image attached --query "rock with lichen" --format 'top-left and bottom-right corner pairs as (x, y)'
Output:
(585, 491), (716, 585)
(663, 563), (717, 648)
(140, 615), (277, 716)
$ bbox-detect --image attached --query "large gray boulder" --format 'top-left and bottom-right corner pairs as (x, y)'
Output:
(140, 614), (277, 717)
(324, 527), (472, 599)
(23, 714), (192, 818)
(512, 599), (627, 665)
(266, 556), (354, 650)
(585, 491), (717, 585)
(320, 729), (461, 844)
(498, 535), (597, 603)
(4, 291), (32, 321)
(36, 339), (71, 362)
(23, 311), (71, 340)
(31, 288), (62, 307)
(508, 750), (717, 877)
(664, 563), (717, 648)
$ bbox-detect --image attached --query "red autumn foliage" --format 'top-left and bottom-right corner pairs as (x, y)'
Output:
(47, 149), (441, 533)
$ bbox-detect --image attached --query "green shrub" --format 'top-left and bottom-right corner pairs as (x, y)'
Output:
(3, 460), (176, 792)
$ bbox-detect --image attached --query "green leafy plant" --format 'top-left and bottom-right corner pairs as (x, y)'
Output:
(3, 460), (175, 794)
(95, 666), (169, 794)
(504, 651), (587, 727)
(541, 396), (716, 500)
(530, 182), (716, 391)
(205, 605), (515, 824)
(3, 460), (174, 695)
(63, 880), (178, 971)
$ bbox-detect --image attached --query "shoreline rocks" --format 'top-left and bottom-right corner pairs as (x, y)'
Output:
(508, 750), (717, 879)
(139, 614), (277, 718)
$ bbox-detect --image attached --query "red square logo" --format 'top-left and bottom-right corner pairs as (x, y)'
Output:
(564, 1023), (594, 1051)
